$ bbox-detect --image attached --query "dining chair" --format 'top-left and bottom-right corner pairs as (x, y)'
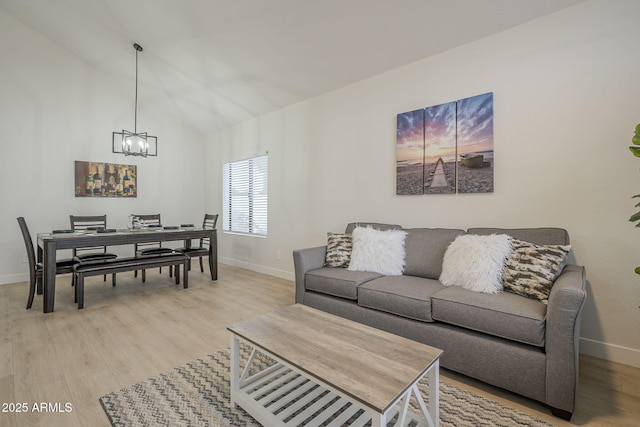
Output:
(133, 214), (174, 281)
(174, 214), (218, 272)
(17, 217), (77, 309)
(69, 215), (117, 285)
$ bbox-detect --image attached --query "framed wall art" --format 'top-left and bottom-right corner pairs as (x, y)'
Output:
(74, 161), (137, 197)
(396, 92), (494, 195)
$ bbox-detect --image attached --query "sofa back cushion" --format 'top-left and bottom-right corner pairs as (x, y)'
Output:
(345, 222), (402, 234)
(404, 228), (466, 279)
(467, 227), (570, 245)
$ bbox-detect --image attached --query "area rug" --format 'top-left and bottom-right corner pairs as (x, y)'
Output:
(100, 346), (555, 427)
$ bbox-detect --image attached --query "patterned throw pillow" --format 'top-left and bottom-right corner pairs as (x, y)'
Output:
(503, 239), (571, 304)
(324, 233), (352, 267)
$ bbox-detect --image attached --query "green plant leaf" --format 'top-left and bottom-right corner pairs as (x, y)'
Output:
(630, 212), (640, 222)
(635, 266), (640, 275)
(630, 146), (640, 157)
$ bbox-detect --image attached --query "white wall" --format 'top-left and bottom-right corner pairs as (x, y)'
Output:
(207, 0), (640, 367)
(0, 10), (206, 284)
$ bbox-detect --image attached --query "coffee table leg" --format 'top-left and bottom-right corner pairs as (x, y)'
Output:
(230, 334), (240, 408)
(429, 359), (439, 426)
(371, 412), (386, 427)
(392, 359), (439, 427)
(413, 359), (439, 427)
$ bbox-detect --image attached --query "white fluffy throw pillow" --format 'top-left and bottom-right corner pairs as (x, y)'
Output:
(439, 234), (513, 294)
(348, 226), (407, 276)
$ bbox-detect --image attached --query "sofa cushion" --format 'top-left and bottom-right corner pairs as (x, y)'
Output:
(306, 268), (381, 300)
(431, 287), (547, 347)
(403, 228), (466, 279)
(358, 275), (445, 322)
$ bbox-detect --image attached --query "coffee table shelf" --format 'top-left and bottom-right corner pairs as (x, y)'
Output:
(232, 341), (435, 427)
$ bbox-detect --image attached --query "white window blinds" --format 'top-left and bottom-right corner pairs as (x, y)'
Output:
(223, 154), (268, 236)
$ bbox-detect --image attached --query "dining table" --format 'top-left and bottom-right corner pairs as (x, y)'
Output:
(37, 227), (217, 313)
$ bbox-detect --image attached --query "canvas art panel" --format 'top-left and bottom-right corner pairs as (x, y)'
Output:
(424, 101), (457, 194)
(456, 92), (494, 193)
(74, 161), (137, 197)
(396, 109), (425, 195)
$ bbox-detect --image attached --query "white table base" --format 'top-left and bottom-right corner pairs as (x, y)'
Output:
(230, 335), (439, 427)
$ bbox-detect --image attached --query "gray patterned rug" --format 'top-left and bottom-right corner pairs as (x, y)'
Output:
(100, 347), (555, 427)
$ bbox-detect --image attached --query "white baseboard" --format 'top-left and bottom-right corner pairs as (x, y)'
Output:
(0, 273), (27, 286)
(580, 337), (640, 368)
(218, 257), (294, 282)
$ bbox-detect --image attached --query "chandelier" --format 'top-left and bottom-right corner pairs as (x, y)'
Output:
(112, 43), (157, 157)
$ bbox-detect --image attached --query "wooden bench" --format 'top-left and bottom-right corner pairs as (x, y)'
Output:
(73, 254), (188, 309)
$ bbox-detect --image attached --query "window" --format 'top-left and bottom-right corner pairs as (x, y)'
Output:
(223, 154), (268, 236)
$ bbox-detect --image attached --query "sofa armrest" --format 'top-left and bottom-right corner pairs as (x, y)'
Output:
(545, 264), (587, 414)
(293, 246), (327, 304)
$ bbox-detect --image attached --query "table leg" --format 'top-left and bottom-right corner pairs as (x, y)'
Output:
(209, 230), (217, 280)
(43, 240), (57, 313)
(37, 245), (44, 295)
(428, 359), (440, 426)
(371, 412), (386, 427)
(389, 359), (439, 427)
(230, 334), (240, 408)
(183, 261), (188, 289)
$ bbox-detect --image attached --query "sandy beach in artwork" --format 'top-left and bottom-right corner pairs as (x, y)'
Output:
(396, 163), (424, 195)
(458, 158), (494, 193)
(397, 158), (494, 194)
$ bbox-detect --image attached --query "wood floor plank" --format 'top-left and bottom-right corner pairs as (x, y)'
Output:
(0, 264), (638, 427)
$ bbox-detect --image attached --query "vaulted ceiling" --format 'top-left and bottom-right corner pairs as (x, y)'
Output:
(1, 0), (584, 135)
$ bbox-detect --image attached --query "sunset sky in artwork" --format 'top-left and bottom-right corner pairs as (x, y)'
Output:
(396, 109), (424, 164)
(457, 92), (494, 155)
(397, 92), (494, 165)
(424, 101), (456, 163)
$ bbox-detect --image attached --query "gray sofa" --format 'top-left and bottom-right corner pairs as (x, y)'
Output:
(293, 223), (587, 420)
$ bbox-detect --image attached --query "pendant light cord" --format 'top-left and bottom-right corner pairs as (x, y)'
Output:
(133, 43), (143, 134)
(134, 47), (138, 133)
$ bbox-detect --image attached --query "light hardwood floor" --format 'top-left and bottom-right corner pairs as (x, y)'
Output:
(1, 264), (638, 426)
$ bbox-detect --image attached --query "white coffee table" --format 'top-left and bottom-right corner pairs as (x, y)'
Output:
(228, 304), (442, 427)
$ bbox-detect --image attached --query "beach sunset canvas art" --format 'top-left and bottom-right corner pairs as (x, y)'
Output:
(396, 109), (425, 195)
(396, 92), (494, 195)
